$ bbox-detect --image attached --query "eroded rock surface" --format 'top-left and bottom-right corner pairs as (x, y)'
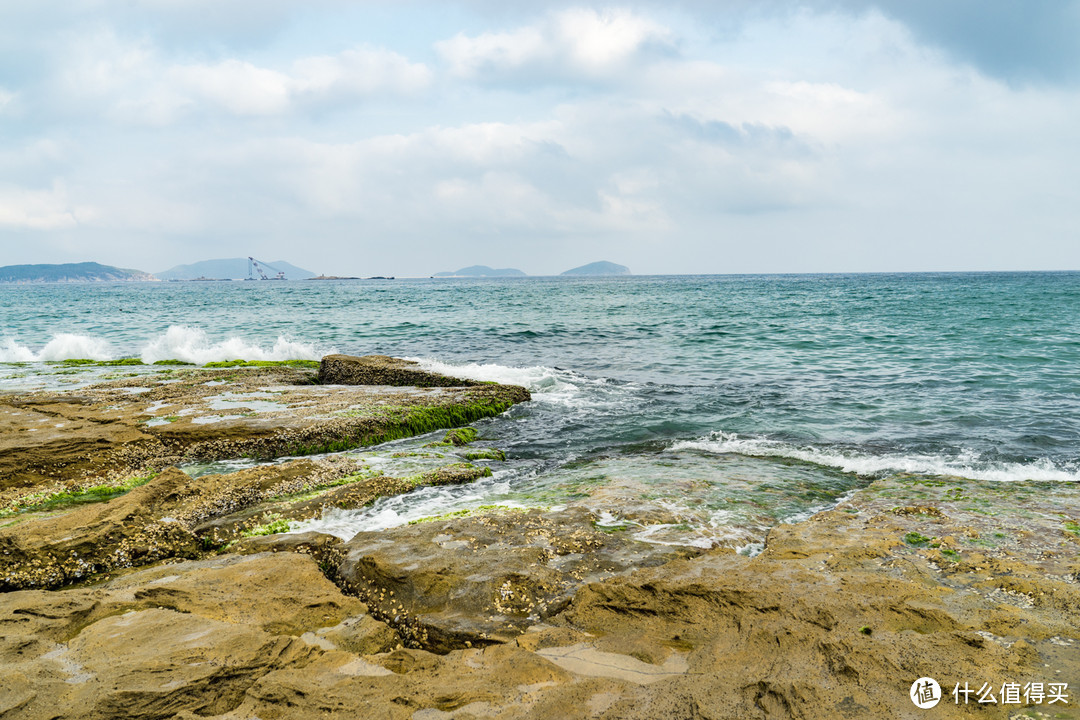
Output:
(0, 361), (528, 498)
(0, 553), (389, 720)
(0, 476), (1078, 720)
(1, 456), (504, 592)
(336, 507), (701, 652)
(3, 361), (1079, 719)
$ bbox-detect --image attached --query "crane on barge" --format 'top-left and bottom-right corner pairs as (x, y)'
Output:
(247, 257), (287, 280)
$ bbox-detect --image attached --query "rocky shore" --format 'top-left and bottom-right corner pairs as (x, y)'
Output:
(1, 356), (1077, 719)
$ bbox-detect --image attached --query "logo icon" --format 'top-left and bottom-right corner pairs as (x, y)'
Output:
(911, 677), (942, 709)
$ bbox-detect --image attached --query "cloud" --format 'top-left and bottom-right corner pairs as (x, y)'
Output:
(170, 47), (432, 117)
(0, 88), (15, 113)
(0, 182), (82, 230)
(674, 0), (1080, 86)
(169, 61), (291, 116)
(858, 0), (1080, 85)
(2, 3), (1078, 275)
(291, 47), (433, 98)
(437, 8), (677, 84)
(50, 29), (431, 123)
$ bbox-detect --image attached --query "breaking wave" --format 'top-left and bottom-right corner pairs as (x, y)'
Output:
(0, 334), (114, 362)
(0, 325), (326, 365)
(139, 326), (324, 364)
(672, 431), (1080, 483)
(410, 357), (635, 411)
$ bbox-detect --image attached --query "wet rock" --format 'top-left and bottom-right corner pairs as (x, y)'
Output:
(465, 447), (507, 461)
(5, 367), (1080, 719)
(0, 467), (203, 591)
(0, 553), (369, 641)
(442, 426), (478, 446)
(0, 458), (365, 591)
(555, 502), (1080, 720)
(230, 529), (345, 558)
(335, 507), (700, 653)
(2, 450), (506, 591)
(413, 462), (492, 486)
(193, 473), (414, 545)
(318, 354), (482, 387)
(109, 553), (369, 636)
(195, 464), (493, 546)
(0, 361), (529, 498)
(2, 475), (1078, 719)
(0, 546), (601, 720)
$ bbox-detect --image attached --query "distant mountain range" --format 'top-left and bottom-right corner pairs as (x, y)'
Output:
(434, 261), (631, 277)
(0, 262), (155, 284)
(433, 265), (527, 278)
(560, 261), (631, 276)
(157, 258), (316, 281)
(1, 258), (631, 283)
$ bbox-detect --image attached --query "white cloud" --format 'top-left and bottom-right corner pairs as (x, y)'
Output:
(4, 3), (1079, 275)
(54, 29), (431, 122)
(292, 47), (433, 97)
(0, 88), (16, 114)
(170, 47), (432, 116)
(437, 8), (676, 83)
(0, 182), (82, 230)
(170, 60), (292, 116)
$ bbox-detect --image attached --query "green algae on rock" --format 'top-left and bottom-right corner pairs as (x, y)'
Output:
(0, 357), (529, 502)
(464, 447), (507, 461)
(4, 353), (1078, 719)
(1, 468), (1079, 720)
(0, 355), (530, 591)
(0, 455), (513, 592)
(441, 426), (479, 446)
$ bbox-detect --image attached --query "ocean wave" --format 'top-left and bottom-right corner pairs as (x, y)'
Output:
(140, 326), (324, 364)
(292, 475), (516, 539)
(672, 432), (1080, 483)
(410, 357), (626, 410)
(0, 326), (326, 365)
(0, 334), (114, 362)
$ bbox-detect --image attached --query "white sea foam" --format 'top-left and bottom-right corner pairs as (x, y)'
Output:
(673, 431), (1080, 483)
(0, 334), (114, 362)
(292, 474), (516, 539)
(140, 325), (325, 364)
(410, 357), (627, 410)
(0, 338), (36, 362)
(0, 326), (327, 365)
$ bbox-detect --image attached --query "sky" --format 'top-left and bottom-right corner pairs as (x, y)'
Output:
(0, 1), (1078, 277)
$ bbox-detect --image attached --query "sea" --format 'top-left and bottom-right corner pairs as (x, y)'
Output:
(2, 272), (1078, 551)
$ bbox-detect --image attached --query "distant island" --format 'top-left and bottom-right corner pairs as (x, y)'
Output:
(157, 258), (316, 281)
(560, 261), (631, 277)
(0, 262), (155, 284)
(433, 265), (527, 278)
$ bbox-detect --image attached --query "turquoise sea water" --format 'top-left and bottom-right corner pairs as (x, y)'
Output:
(2, 272), (1078, 547)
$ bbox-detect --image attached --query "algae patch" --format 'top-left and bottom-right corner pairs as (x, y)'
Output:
(903, 531), (933, 547)
(464, 448), (507, 461)
(242, 514), (293, 537)
(1, 474), (158, 518)
(407, 504), (527, 525)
